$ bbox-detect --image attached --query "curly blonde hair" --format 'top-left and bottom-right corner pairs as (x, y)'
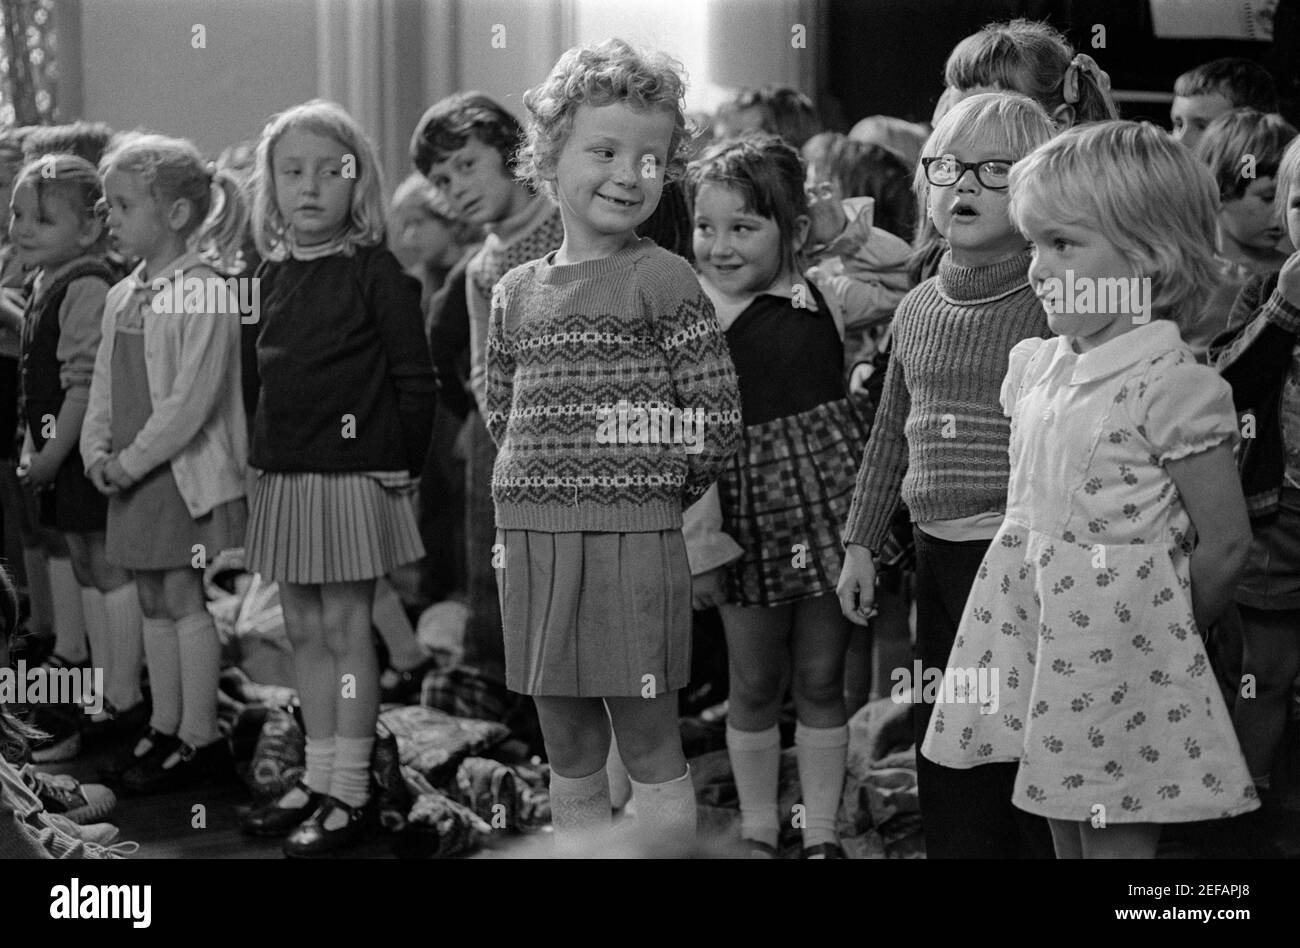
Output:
(516, 38), (694, 201)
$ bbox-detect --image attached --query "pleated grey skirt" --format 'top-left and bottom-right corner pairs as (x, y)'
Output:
(246, 471), (424, 584)
(495, 529), (692, 697)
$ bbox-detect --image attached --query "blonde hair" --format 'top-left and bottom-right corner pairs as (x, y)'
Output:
(1008, 121), (1220, 327)
(1275, 135), (1300, 234)
(913, 92), (1055, 231)
(100, 132), (247, 271)
(945, 19), (1118, 125)
(249, 99), (387, 259)
(517, 38), (693, 201)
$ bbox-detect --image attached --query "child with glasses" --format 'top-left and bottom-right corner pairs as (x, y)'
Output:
(837, 92), (1056, 858)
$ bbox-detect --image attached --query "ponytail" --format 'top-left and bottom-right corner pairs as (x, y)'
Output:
(196, 168), (250, 273)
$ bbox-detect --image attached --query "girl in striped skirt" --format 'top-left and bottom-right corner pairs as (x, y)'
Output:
(239, 101), (436, 857)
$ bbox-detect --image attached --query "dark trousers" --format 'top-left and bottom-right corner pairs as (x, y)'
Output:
(912, 527), (1054, 859)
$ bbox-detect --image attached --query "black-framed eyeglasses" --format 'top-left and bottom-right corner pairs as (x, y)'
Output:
(921, 156), (1014, 189)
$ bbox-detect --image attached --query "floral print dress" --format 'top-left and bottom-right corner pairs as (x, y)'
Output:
(921, 321), (1258, 823)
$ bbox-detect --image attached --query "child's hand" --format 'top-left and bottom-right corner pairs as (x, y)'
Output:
(837, 543), (878, 626)
(806, 181), (848, 250)
(691, 566), (728, 611)
(1279, 249), (1300, 308)
(21, 448), (60, 488)
(88, 458), (121, 496)
(104, 458), (134, 490)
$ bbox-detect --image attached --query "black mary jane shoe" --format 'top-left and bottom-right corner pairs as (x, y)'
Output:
(118, 738), (233, 796)
(283, 795), (371, 858)
(243, 780), (325, 837)
(801, 842), (846, 859)
(99, 728), (180, 784)
(743, 838), (780, 859)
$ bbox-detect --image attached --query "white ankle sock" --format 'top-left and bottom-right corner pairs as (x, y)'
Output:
(102, 583), (143, 712)
(304, 736), (336, 796)
(550, 767), (612, 855)
(328, 735), (374, 809)
(726, 723), (781, 848)
(794, 722), (848, 848)
(629, 767), (697, 849)
(141, 617), (180, 734)
(78, 588), (106, 708)
(174, 611), (220, 748)
(48, 556), (87, 663)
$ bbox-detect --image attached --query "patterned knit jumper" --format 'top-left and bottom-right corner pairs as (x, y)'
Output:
(843, 248), (1050, 551)
(485, 239), (742, 533)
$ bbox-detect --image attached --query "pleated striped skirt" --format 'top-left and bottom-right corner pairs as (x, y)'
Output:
(245, 471), (425, 584)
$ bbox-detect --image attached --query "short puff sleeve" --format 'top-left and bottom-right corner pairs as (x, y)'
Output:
(1133, 356), (1239, 464)
(999, 337), (1051, 418)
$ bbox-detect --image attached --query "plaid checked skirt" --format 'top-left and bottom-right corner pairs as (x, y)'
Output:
(717, 397), (869, 607)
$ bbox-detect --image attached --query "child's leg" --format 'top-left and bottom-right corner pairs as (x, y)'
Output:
(44, 529), (86, 665)
(321, 579), (378, 814)
(58, 534), (94, 667)
(163, 566), (220, 750)
(372, 575), (427, 675)
(607, 692), (696, 846)
(81, 532), (141, 715)
(534, 695), (613, 852)
(720, 602), (792, 849)
(1047, 818), (1082, 859)
(791, 592), (851, 851)
(136, 572), (180, 737)
(870, 573), (914, 701)
(1231, 605), (1300, 788)
(279, 582), (336, 797)
(1080, 822), (1160, 859)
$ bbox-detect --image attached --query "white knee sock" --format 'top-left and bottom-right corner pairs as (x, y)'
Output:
(141, 617), (180, 734)
(726, 723), (781, 848)
(78, 589), (106, 704)
(174, 611), (220, 748)
(102, 583), (143, 713)
(328, 735), (374, 809)
(47, 556), (87, 663)
(550, 767), (612, 856)
(303, 736), (336, 796)
(629, 767), (697, 850)
(794, 722), (848, 848)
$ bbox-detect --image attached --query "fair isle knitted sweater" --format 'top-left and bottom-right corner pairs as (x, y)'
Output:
(843, 249), (1050, 551)
(485, 238), (742, 533)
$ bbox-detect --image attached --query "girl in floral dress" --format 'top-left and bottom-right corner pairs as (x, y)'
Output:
(922, 121), (1259, 858)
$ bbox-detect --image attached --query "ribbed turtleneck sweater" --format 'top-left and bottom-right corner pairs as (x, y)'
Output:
(843, 249), (1050, 551)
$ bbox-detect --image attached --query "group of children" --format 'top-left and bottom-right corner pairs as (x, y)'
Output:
(1, 15), (1297, 859)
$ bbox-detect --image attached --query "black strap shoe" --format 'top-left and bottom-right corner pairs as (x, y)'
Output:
(283, 795), (371, 858)
(243, 780), (324, 837)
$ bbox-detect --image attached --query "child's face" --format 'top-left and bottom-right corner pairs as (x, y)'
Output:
(271, 129), (354, 246)
(103, 169), (170, 263)
(1170, 93), (1233, 150)
(926, 139), (1024, 265)
(1220, 176), (1285, 253)
(1020, 199), (1141, 352)
(693, 181), (788, 296)
(550, 102), (673, 253)
(8, 180), (98, 270)
(391, 199), (455, 270)
(424, 136), (520, 227)
(1286, 172), (1300, 250)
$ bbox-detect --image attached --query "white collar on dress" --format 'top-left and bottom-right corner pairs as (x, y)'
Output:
(1053, 320), (1187, 385)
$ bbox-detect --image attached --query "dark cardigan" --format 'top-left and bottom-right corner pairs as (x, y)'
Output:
(1211, 272), (1300, 519)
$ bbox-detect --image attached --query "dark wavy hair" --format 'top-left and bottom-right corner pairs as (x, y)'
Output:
(409, 92), (526, 177)
(685, 134), (808, 275)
